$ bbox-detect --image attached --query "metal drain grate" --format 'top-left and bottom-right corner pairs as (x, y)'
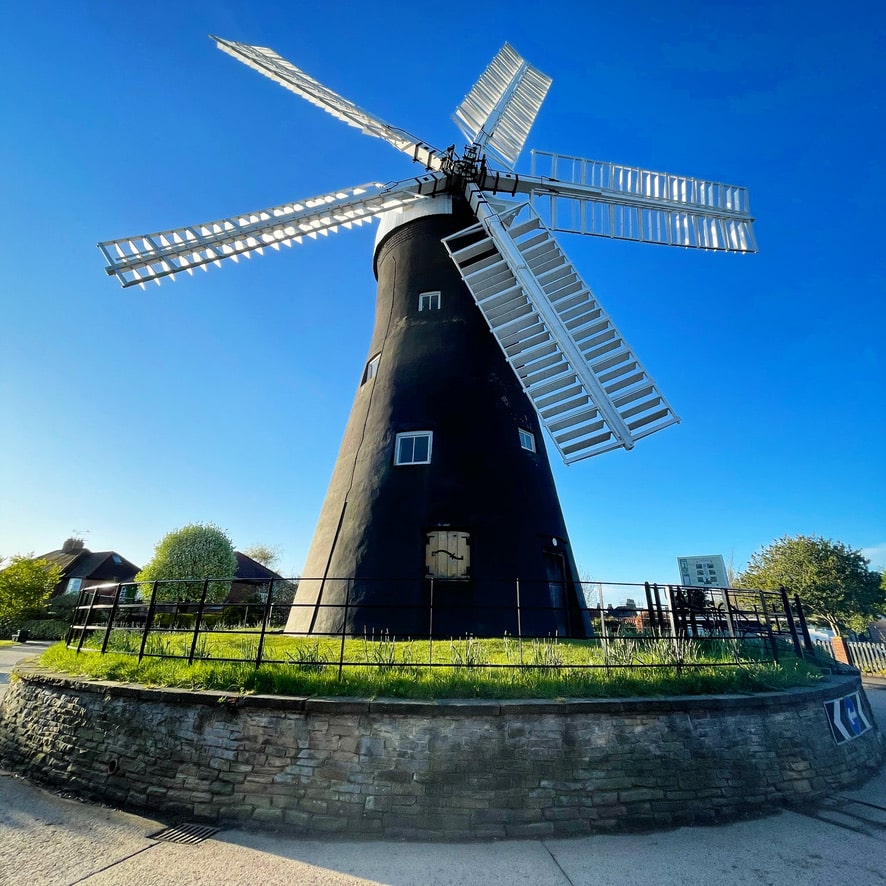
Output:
(149, 823), (220, 845)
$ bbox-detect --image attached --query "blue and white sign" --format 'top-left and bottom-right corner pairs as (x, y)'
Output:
(824, 692), (872, 744)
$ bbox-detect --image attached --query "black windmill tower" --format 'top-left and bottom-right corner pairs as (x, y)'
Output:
(100, 38), (756, 638)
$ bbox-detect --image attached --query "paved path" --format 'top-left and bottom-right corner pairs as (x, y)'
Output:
(0, 641), (54, 699)
(1, 649), (884, 886)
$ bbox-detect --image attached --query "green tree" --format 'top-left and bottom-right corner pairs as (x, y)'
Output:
(737, 535), (884, 635)
(241, 544), (280, 570)
(0, 555), (62, 633)
(135, 524), (238, 603)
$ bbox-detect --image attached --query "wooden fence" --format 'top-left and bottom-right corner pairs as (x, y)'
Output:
(814, 638), (886, 673)
(847, 641), (886, 674)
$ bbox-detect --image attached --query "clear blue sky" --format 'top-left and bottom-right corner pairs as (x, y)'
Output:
(1, 0), (883, 586)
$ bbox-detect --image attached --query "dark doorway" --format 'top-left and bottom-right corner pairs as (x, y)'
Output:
(543, 550), (570, 637)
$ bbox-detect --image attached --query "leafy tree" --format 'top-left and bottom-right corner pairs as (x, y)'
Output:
(241, 544), (281, 571)
(135, 524), (237, 603)
(0, 555), (62, 633)
(737, 535), (884, 635)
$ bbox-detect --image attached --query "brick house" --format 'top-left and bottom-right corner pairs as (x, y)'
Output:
(38, 538), (140, 598)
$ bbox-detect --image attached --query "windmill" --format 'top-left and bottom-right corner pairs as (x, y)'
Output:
(99, 37), (756, 639)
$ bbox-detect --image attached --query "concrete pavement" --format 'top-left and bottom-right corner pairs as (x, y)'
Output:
(1, 645), (884, 886)
(0, 641), (54, 702)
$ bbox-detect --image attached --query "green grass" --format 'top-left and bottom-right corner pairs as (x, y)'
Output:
(33, 630), (826, 700)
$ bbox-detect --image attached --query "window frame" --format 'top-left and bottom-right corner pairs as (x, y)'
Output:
(394, 431), (433, 465)
(418, 290), (442, 312)
(518, 428), (537, 452)
(362, 353), (381, 385)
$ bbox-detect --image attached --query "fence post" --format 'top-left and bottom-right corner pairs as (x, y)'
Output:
(516, 579), (524, 664)
(662, 585), (678, 636)
(793, 594), (816, 655)
(187, 579), (211, 664)
(664, 585), (682, 672)
(254, 581), (275, 669)
(428, 578), (434, 666)
(721, 589), (736, 639)
(598, 582), (610, 671)
(305, 572), (327, 637)
(337, 579), (351, 681)
(75, 587), (101, 654)
(758, 591), (779, 663)
(830, 635), (855, 667)
(680, 586), (694, 637)
(643, 582), (655, 633)
(100, 583), (124, 654)
(66, 586), (88, 647)
(138, 581), (160, 663)
(653, 584), (667, 637)
(779, 586), (804, 659)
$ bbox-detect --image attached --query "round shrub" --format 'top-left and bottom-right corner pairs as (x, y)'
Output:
(135, 524), (237, 604)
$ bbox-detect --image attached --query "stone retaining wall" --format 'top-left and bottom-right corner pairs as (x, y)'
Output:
(1, 667), (882, 839)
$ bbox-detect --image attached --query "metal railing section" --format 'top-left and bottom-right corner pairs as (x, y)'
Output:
(63, 579), (825, 676)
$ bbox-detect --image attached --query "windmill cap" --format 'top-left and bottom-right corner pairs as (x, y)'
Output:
(374, 195), (454, 255)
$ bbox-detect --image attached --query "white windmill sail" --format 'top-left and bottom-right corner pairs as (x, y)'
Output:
(99, 177), (444, 288)
(526, 151), (756, 252)
(452, 43), (552, 170)
(444, 193), (679, 463)
(212, 36), (447, 172)
(99, 36), (756, 464)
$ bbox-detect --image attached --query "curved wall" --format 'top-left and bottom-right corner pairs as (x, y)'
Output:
(1, 668), (882, 839)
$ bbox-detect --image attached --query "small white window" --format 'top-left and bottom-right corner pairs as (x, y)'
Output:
(67, 577), (83, 595)
(395, 431), (433, 465)
(519, 428), (536, 452)
(362, 354), (380, 385)
(418, 291), (441, 312)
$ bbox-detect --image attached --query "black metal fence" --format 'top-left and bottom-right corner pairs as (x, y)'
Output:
(65, 578), (825, 676)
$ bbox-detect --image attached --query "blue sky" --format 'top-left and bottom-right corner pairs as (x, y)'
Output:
(1, 0), (883, 587)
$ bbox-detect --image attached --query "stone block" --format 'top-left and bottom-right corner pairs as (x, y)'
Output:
(542, 806), (579, 821)
(309, 815), (349, 833)
(217, 770), (247, 784)
(296, 798), (329, 814)
(281, 809), (312, 829)
(363, 795), (392, 812)
(590, 790), (622, 807)
(217, 804), (254, 821)
(207, 780), (235, 796)
(505, 821), (555, 838)
(619, 788), (665, 803)
(251, 806), (285, 823)
(190, 802), (219, 820)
